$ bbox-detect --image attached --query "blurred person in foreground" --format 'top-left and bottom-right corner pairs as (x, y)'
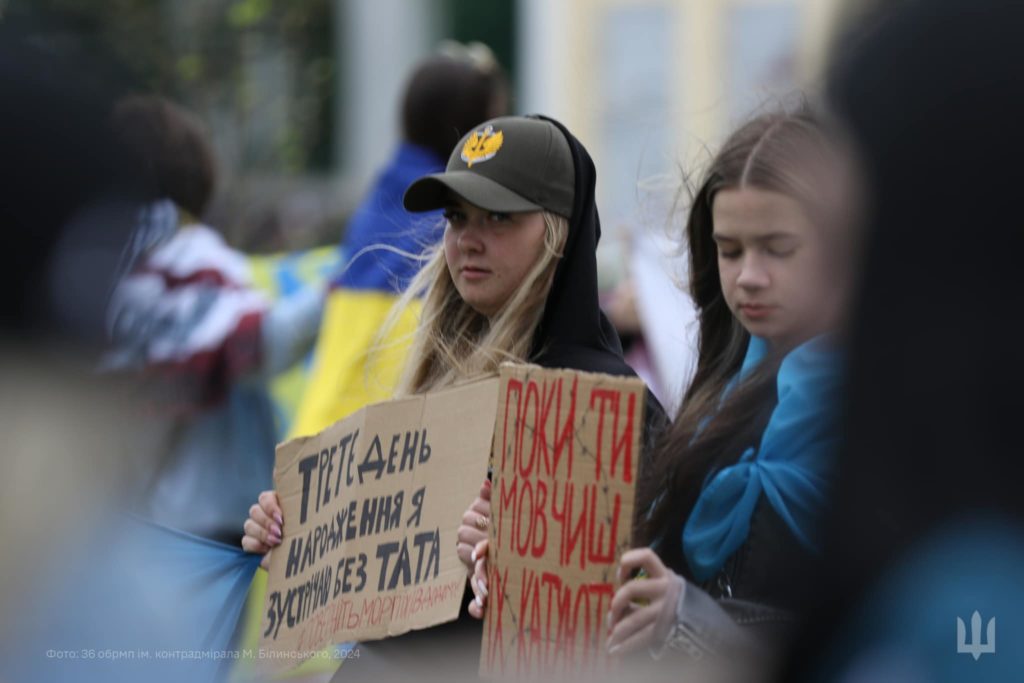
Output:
(775, 1), (1024, 681)
(0, 20), (141, 627)
(0, 30), (245, 683)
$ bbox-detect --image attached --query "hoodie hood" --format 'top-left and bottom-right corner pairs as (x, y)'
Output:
(527, 116), (634, 377)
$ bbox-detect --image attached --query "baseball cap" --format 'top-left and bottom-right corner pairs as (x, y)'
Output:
(403, 115), (575, 219)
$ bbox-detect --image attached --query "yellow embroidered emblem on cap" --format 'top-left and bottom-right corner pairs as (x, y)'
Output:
(461, 125), (503, 168)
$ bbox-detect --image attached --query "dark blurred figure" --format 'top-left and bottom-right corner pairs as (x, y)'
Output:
(0, 26), (141, 347)
(781, 1), (1024, 680)
(0, 20), (141, 582)
(0, 21), (169, 683)
(1, 58), (276, 679)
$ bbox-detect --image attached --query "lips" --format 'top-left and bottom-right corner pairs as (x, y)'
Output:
(738, 303), (776, 319)
(460, 265), (491, 281)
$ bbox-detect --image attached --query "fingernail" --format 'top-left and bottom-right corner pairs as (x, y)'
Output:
(269, 534), (281, 545)
(608, 644), (621, 655)
(479, 579), (488, 597)
(475, 595), (483, 607)
(471, 549), (477, 563)
(274, 513), (283, 525)
(271, 524), (282, 537)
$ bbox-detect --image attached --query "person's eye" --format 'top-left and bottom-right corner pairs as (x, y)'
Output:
(767, 244), (797, 257)
(717, 246), (741, 260)
(443, 209), (466, 225)
(487, 212), (512, 223)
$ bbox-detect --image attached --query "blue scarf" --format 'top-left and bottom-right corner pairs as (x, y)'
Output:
(682, 335), (842, 582)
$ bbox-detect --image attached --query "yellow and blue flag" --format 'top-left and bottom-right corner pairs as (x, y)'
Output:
(287, 142), (444, 439)
(248, 245), (340, 438)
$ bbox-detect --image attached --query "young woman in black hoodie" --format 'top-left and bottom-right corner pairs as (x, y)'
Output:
(243, 115), (665, 677)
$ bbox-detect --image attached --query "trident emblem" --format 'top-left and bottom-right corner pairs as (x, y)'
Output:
(957, 610), (996, 660)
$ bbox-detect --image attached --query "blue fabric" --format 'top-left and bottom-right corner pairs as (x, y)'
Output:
(813, 516), (1024, 682)
(3, 514), (260, 683)
(333, 143), (445, 292)
(682, 335), (842, 582)
(145, 384), (277, 539)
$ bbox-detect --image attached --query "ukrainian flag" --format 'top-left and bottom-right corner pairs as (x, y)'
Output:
(248, 245), (341, 439)
(288, 143), (444, 439)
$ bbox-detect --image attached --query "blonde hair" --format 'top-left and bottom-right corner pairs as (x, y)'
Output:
(379, 211), (568, 395)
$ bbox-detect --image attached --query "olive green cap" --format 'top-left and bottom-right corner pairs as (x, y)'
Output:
(403, 115), (575, 219)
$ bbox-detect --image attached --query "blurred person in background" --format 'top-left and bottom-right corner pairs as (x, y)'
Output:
(287, 41), (510, 440)
(777, 1), (1024, 681)
(102, 95), (324, 544)
(600, 231), (702, 416)
(603, 269), (664, 398)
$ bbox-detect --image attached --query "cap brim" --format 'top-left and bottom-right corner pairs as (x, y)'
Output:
(403, 171), (543, 214)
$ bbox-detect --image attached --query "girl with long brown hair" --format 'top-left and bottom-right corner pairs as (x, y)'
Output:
(599, 106), (856, 664)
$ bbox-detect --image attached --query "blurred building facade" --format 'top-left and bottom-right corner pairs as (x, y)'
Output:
(7, 0), (844, 252)
(517, 0), (843, 243)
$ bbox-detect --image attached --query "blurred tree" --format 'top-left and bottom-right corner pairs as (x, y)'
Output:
(446, 0), (516, 99)
(4, 0), (335, 174)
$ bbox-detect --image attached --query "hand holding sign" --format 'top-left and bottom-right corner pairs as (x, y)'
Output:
(242, 490), (285, 569)
(457, 479), (492, 571)
(468, 537), (489, 619)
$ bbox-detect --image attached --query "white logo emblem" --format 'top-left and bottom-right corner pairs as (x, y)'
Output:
(957, 610), (995, 660)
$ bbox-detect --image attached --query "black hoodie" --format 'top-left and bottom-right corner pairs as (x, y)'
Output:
(528, 115), (668, 441)
(530, 116), (635, 374)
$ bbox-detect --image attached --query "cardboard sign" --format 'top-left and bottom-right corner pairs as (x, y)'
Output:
(481, 365), (645, 679)
(260, 376), (499, 665)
